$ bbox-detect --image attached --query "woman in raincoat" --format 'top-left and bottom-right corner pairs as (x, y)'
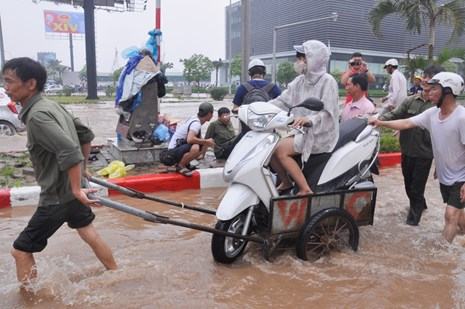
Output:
(269, 40), (339, 195)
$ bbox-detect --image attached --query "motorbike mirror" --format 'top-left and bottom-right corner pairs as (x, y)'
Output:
(288, 97), (324, 116)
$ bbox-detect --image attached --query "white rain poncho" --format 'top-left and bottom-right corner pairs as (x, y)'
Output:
(269, 40), (339, 162)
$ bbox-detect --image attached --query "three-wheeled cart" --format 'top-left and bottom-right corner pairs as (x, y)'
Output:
(89, 177), (376, 262)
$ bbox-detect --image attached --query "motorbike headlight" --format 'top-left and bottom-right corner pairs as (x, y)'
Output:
(247, 110), (275, 130)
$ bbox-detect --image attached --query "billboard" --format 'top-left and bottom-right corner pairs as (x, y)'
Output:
(44, 10), (85, 34)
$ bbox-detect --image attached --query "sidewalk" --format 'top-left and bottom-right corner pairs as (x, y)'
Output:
(1, 98), (234, 153)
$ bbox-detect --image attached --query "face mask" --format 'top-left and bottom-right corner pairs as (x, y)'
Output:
(294, 60), (307, 75)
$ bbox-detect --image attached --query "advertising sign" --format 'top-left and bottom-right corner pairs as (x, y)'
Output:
(44, 10), (85, 34)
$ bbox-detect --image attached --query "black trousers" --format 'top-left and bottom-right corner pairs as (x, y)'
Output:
(401, 154), (433, 222)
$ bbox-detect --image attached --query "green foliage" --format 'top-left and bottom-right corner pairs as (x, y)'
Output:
(210, 87), (228, 101)
(113, 67), (123, 84)
(331, 69), (342, 84)
(369, 0), (465, 59)
(62, 85), (73, 97)
(181, 54), (214, 85)
(79, 66), (87, 82)
(160, 62), (174, 74)
(230, 54), (242, 77)
(105, 85), (115, 97)
(403, 47), (465, 81)
(277, 62), (296, 87)
(380, 128), (400, 153)
(45, 59), (68, 84)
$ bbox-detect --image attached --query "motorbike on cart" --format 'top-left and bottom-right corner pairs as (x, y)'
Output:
(90, 98), (379, 264)
(211, 99), (379, 263)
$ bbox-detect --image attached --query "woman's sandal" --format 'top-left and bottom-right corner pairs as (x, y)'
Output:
(176, 166), (193, 177)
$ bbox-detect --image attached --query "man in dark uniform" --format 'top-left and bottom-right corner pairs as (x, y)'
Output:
(378, 65), (444, 225)
(3, 58), (117, 287)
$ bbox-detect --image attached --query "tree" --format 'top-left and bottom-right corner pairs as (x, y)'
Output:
(404, 47), (465, 80)
(160, 62), (174, 74)
(180, 54), (213, 87)
(369, 0), (465, 60)
(277, 62), (296, 88)
(113, 67), (123, 85)
(330, 69), (343, 85)
(46, 59), (68, 84)
(230, 54), (242, 78)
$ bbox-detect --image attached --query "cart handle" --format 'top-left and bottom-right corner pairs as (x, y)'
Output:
(88, 176), (217, 215)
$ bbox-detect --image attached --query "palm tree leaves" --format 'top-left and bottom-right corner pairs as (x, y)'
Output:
(369, 0), (465, 59)
(369, 0), (397, 36)
(436, 0), (465, 41)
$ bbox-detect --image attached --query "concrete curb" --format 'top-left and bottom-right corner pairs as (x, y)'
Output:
(0, 168), (226, 208)
(0, 152), (401, 208)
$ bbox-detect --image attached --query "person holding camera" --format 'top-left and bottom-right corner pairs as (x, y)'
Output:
(341, 52), (376, 104)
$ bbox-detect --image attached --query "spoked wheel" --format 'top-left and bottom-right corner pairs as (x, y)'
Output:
(0, 121), (15, 136)
(211, 211), (250, 264)
(296, 208), (359, 261)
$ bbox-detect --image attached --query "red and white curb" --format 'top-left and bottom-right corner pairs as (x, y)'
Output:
(0, 168), (226, 208)
(0, 153), (401, 209)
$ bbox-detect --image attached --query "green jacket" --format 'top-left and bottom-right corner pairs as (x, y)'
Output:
(19, 94), (94, 206)
(379, 94), (433, 159)
(205, 120), (236, 157)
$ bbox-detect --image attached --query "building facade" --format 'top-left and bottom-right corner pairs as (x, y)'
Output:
(225, 0), (465, 86)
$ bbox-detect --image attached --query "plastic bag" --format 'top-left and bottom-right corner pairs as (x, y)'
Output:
(97, 160), (135, 178)
(152, 124), (170, 144)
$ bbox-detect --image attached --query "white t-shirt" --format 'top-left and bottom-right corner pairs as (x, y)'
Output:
(386, 69), (408, 108)
(410, 105), (465, 185)
(168, 116), (201, 149)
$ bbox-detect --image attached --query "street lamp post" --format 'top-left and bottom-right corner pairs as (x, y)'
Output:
(213, 58), (223, 87)
(271, 12), (338, 83)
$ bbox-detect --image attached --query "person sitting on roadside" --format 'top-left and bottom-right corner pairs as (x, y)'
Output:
(268, 40), (339, 195)
(340, 52), (376, 104)
(341, 73), (376, 122)
(167, 102), (215, 176)
(205, 107), (236, 160)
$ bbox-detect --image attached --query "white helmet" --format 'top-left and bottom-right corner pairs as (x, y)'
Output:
(428, 72), (464, 96)
(248, 58), (265, 70)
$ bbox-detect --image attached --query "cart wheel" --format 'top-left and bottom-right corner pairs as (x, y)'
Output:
(211, 212), (250, 264)
(296, 208), (359, 261)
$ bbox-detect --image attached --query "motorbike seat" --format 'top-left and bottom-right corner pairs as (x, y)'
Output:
(302, 117), (368, 190)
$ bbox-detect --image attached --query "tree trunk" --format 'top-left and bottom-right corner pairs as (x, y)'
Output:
(428, 22), (436, 60)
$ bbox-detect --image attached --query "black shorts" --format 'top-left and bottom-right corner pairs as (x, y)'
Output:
(170, 144), (193, 164)
(440, 181), (465, 209)
(13, 199), (95, 253)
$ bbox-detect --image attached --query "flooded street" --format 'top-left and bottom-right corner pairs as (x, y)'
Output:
(1, 167), (465, 308)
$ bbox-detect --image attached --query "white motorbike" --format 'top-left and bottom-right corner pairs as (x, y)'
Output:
(211, 98), (380, 263)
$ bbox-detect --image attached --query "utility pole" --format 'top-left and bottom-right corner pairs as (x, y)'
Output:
(228, 0), (232, 94)
(0, 15), (5, 68)
(155, 0), (161, 64)
(84, 0), (98, 99)
(240, 0), (250, 83)
(69, 32), (74, 71)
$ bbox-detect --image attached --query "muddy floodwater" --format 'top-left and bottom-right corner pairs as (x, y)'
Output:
(1, 167), (465, 308)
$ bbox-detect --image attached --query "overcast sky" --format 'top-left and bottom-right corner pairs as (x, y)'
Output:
(0, 0), (235, 73)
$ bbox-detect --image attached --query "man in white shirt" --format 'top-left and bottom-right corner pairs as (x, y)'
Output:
(167, 102), (215, 176)
(381, 59), (407, 114)
(370, 72), (465, 243)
